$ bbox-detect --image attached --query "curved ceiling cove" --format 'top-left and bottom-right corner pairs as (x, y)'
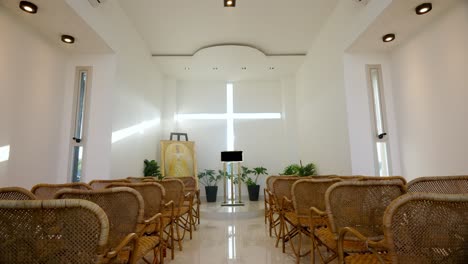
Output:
(153, 45), (305, 81)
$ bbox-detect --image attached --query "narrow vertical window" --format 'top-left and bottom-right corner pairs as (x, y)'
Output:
(367, 65), (391, 176)
(70, 67), (91, 182)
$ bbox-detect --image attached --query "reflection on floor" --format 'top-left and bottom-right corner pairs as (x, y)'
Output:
(140, 200), (334, 264)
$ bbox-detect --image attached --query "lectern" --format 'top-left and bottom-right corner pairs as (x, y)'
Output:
(221, 151), (244, 206)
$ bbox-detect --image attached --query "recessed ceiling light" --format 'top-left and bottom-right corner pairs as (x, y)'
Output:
(382, 33), (395, 43)
(61, 35), (75, 44)
(224, 0), (236, 7)
(415, 3), (432, 15)
(241, 67), (247, 70)
(269, 67), (275, 70)
(19, 1), (38, 14)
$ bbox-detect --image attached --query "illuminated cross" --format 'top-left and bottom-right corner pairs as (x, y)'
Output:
(175, 83), (282, 197)
(175, 83), (281, 151)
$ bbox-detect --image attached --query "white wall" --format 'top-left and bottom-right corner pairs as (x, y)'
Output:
(390, 1), (468, 180)
(295, 0), (392, 175)
(0, 6), (68, 188)
(66, 0), (165, 179)
(165, 78), (298, 197)
(343, 53), (401, 176)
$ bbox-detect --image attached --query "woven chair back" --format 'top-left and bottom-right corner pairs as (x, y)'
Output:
(55, 187), (144, 249)
(267, 175), (298, 191)
(31, 183), (92, 199)
(0, 199), (109, 264)
(0, 187), (36, 200)
(407, 175), (468, 194)
(272, 177), (300, 208)
(325, 180), (406, 239)
(292, 178), (341, 218)
(157, 179), (185, 208)
(107, 182), (165, 218)
(384, 193), (468, 263)
(168, 176), (197, 191)
(89, 179), (131, 189)
(359, 176), (407, 185)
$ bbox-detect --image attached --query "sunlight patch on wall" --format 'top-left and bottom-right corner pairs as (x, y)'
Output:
(0, 145), (10, 162)
(111, 118), (160, 143)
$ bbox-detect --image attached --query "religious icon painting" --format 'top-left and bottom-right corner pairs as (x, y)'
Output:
(160, 140), (197, 177)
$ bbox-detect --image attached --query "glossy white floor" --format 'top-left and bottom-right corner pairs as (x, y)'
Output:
(140, 199), (333, 264)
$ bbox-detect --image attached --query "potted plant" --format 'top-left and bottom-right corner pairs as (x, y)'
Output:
(143, 159), (164, 180)
(198, 169), (222, 202)
(242, 166), (268, 201)
(281, 161), (317, 176)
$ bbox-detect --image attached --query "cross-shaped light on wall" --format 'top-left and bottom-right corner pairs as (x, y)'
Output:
(174, 83), (282, 151)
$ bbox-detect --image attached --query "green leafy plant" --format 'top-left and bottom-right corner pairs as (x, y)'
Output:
(198, 169), (222, 186)
(241, 166), (268, 186)
(143, 159), (163, 179)
(282, 161), (317, 176)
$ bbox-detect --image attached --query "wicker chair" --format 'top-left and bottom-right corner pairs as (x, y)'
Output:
(287, 178), (341, 264)
(31, 182), (92, 199)
(0, 199), (109, 264)
(55, 187), (163, 264)
(0, 187), (37, 200)
(265, 176), (299, 238)
(317, 180), (406, 263)
(157, 178), (192, 252)
(89, 179), (131, 189)
(167, 176), (200, 229)
(343, 193), (468, 263)
(271, 177), (301, 251)
(107, 182), (174, 260)
(407, 175), (468, 194)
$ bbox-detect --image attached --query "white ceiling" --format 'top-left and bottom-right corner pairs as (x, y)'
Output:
(347, 0), (462, 53)
(0, 0), (112, 53)
(118, 0), (339, 55)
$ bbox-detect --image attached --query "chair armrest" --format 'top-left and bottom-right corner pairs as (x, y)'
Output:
(281, 196), (294, 211)
(144, 212), (162, 225)
(105, 233), (138, 259)
(164, 200), (175, 219)
(309, 206), (327, 217)
(338, 227), (386, 263)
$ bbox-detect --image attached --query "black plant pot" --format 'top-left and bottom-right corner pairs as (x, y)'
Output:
(247, 185), (260, 201)
(205, 186), (218, 202)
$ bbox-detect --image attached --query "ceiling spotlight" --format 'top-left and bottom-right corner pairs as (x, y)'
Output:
(241, 67), (247, 70)
(19, 1), (38, 14)
(382, 33), (395, 43)
(269, 67), (275, 70)
(61, 35), (75, 44)
(415, 3), (432, 15)
(224, 0), (236, 7)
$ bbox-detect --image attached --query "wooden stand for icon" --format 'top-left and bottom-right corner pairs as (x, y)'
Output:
(221, 162), (244, 206)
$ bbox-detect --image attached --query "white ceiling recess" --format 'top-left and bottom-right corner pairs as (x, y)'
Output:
(347, 0), (462, 53)
(0, 0), (112, 53)
(153, 45), (305, 81)
(118, 0), (339, 55)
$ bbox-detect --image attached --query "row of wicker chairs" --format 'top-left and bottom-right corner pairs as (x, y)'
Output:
(264, 175), (468, 264)
(0, 176), (200, 264)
